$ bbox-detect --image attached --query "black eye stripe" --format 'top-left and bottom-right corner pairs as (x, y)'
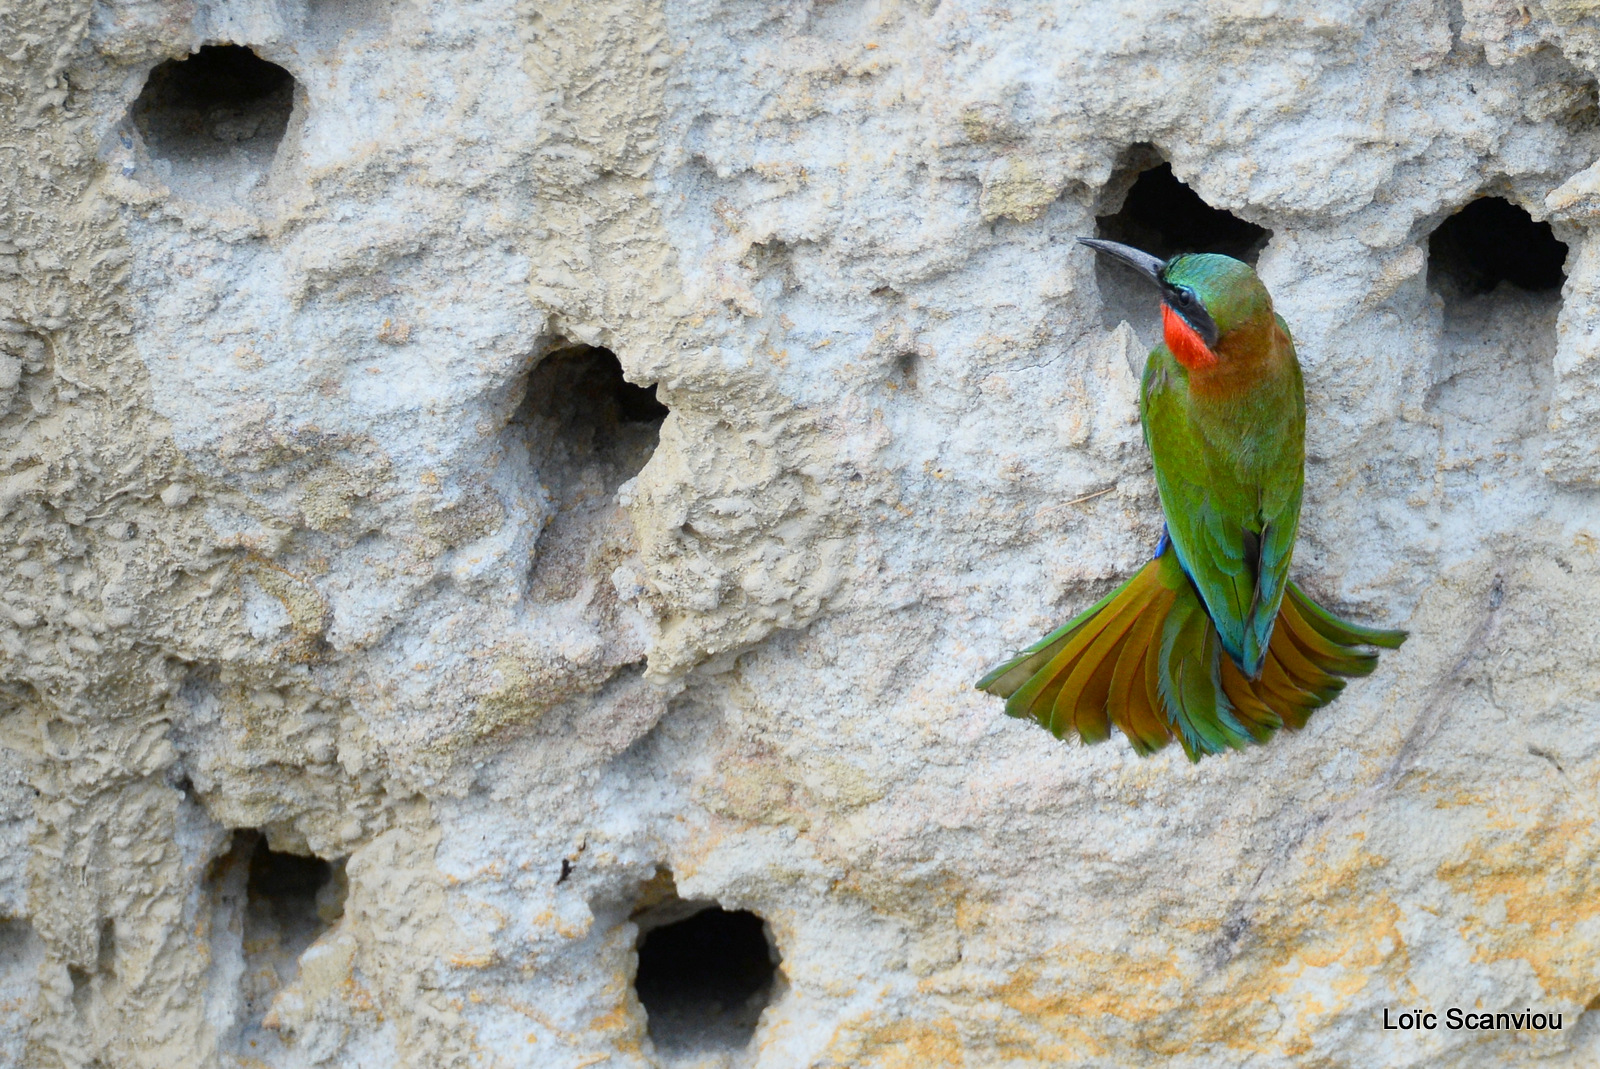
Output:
(1159, 281), (1219, 347)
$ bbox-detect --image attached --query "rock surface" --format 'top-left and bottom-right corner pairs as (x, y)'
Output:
(1, 0), (1599, 1066)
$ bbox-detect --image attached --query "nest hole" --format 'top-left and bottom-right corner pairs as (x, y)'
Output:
(1423, 197), (1563, 479)
(1428, 196), (1568, 299)
(514, 345), (667, 596)
(1096, 158), (1271, 264)
(518, 345), (667, 461)
(632, 874), (779, 1057)
(245, 834), (343, 941)
(130, 43), (294, 181)
(1093, 153), (1272, 346)
(209, 830), (346, 1039)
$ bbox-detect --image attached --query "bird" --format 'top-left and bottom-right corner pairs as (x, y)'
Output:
(975, 238), (1406, 761)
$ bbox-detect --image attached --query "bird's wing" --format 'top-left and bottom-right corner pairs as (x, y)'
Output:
(1151, 451), (1258, 671)
(1243, 325), (1308, 672)
(1246, 483), (1301, 673)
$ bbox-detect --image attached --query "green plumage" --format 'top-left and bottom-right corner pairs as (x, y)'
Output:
(976, 245), (1407, 760)
(1143, 256), (1304, 677)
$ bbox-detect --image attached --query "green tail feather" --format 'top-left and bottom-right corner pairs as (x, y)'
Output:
(1286, 583), (1407, 649)
(977, 548), (1408, 760)
(1160, 602), (1253, 761)
(975, 584), (1124, 696)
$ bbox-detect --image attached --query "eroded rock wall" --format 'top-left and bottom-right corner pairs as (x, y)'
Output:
(1, 0), (1598, 1066)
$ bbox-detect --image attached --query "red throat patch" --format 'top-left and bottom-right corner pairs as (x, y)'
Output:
(1162, 303), (1218, 370)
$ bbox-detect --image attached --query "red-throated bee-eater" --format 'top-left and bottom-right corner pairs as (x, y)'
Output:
(976, 239), (1406, 760)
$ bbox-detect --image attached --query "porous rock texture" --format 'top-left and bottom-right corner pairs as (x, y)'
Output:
(2, 0), (1600, 1066)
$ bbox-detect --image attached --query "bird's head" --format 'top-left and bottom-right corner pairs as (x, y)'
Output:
(1078, 238), (1273, 372)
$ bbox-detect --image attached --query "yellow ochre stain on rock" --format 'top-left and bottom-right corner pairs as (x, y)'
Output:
(819, 1013), (966, 1069)
(977, 827), (1411, 1060)
(1437, 808), (1600, 1005)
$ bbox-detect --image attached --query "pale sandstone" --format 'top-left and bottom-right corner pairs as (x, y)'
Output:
(0, 0), (1598, 1066)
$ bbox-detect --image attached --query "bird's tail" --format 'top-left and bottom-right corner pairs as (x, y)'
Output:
(975, 545), (1406, 761)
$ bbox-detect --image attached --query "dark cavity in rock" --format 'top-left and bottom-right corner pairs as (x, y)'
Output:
(1096, 153), (1272, 264)
(207, 830), (346, 1053)
(514, 345), (665, 598)
(1428, 196), (1568, 297)
(632, 872), (779, 1057)
(1424, 196), (1562, 500)
(132, 45), (295, 165)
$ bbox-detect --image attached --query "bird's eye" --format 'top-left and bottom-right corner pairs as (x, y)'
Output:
(1178, 287), (1198, 308)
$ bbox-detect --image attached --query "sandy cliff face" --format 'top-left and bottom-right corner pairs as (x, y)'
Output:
(0, 0), (1598, 1066)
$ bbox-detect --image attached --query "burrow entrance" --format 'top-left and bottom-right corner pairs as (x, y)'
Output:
(512, 344), (667, 600)
(1093, 148), (1272, 348)
(1427, 196), (1567, 299)
(208, 830), (347, 1051)
(631, 871), (780, 1058)
(131, 45), (296, 198)
(1424, 196), (1566, 500)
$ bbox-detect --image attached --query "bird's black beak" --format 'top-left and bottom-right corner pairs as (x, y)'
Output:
(1076, 237), (1165, 285)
